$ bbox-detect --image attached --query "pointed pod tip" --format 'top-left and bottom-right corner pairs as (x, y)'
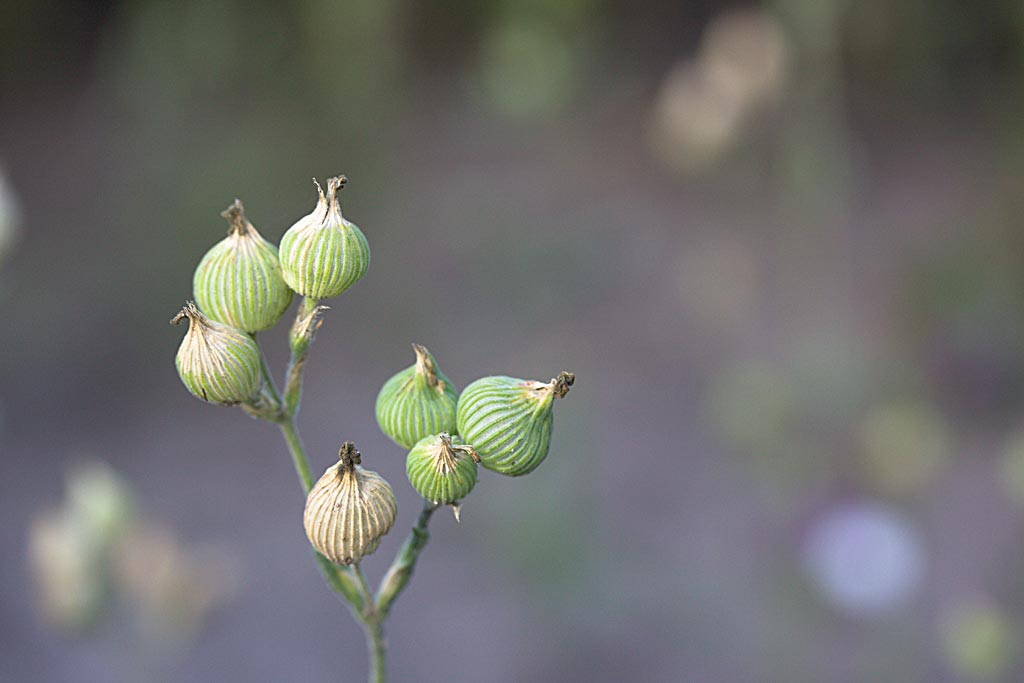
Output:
(412, 343), (442, 388)
(552, 371), (575, 398)
(338, 441), (362, 470)
(220, 199), (249, 235)
(170, 300), (203, 326)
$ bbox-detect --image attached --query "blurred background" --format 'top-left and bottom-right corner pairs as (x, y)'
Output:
(3, 0), (1024, 680)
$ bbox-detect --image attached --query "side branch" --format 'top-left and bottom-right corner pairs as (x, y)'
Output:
(375, 502), (437, 618)
(284, 297), (327, 415)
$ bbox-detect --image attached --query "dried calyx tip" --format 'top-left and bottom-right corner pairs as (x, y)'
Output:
(337, 441), (362, 471)
(438, 433), (481, 463)
(326, 175), (348, 203)
(551, 371), (575, 399)
(412, 343), (442, 388)
(220, 199), (248, 234)
(170, 301), (204, 327)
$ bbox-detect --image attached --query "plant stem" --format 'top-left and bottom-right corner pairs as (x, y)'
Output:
(253, 307), (366, 612)
(250, 297), (441, 683)
(366, 618), (387, 683)
(276, 414), (364, 610)
(375, 502), (437, 619)
(278, 416), (313, 491)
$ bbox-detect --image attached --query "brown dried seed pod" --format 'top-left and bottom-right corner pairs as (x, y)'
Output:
(303, 443), (397, 565)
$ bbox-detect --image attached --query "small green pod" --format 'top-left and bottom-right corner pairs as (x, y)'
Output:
(171, 302), (262, 405)
(376, 344), (459, 449)
(279, 176), (370, 300)
(193, 200), (294, 332)
(406, 433), (480, 506)
(304, 443), (397, 565)
(456, 371), (574, 476)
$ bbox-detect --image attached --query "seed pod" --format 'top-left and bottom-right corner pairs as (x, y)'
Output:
(456, 371), (574, 477)
(279, 176), (370, 300)
(193, 200), (294, 332)
(406, 433), (480, 506)
(376, 344), (459, 449)
(171, 302), (262, 405)
(304, 443), (397, 565)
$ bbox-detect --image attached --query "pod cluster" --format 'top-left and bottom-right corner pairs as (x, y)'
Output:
(171, 175), (579, 565)
(376, 343), (575, 516)
(171, 176), (370, 407)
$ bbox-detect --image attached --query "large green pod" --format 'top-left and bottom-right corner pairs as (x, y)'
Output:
(376, 344), (458, 449)
(304, 443), (397, 565)
(456, 371), (574, 476)
(171, 302), (262, 405)
(406, 433), (480, 506)
(193, 199), (293, 332)
(279, 175), (370, 300)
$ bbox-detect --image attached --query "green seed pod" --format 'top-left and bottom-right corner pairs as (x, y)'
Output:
(171, 302), (262, 405)
(304, 443), (397, 565)
(406, 433), (481, 507)
(376, 344), (459, 449)
(279, 176), (370, 300)
(457, 371), (574, 477)
(192, 200), (294, 332)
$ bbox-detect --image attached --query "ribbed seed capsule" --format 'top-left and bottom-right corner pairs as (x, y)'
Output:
(456, 371), (574, 477)
(193, 200), (294, 332)
(376, 344), (459, 449)
(279, 176), (370, 300)
(406, 433), (480, 507)
(171, 302), (262, 405)
(304, 443), (397, 565)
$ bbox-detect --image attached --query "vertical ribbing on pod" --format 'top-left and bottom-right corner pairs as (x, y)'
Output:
(193, 199), (293, 332)
(456, 372), (574, 476)
(171, 301), (262, 405)
(304, 443), (397, 565)
(406, 433), (480, 505)
(376, 344), (459, 449)
(279, 176), (370, 300)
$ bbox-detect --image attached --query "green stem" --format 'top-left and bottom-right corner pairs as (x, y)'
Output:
(276, 415), (364, 609)
(366, 618), (387, 683)
(278, 417), (313, 492)
(354, 564), (375, 615)
(375, 502), (437, 619)
(284, 297), (323, 415)
(246, 297), (440, 683)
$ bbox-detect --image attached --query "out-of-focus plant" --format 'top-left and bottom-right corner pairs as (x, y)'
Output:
(940, 597), (1017, 680)
(170, 175), (577, 682)
(648, 8), (788, 173)
(28, 461), (237, 636)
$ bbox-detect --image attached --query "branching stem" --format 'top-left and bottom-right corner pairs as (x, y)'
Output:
(247, 297), (436, 683)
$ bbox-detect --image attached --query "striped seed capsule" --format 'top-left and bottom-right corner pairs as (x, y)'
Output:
(456, 371), (574, 477)
(304, 443), (397, 565)
(376, 344), (459, 449)
(171, 302), (262, 405)
(193, 200), (294, 332)
(279, 176), (370, 300)
(406, 433), (480, 508)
